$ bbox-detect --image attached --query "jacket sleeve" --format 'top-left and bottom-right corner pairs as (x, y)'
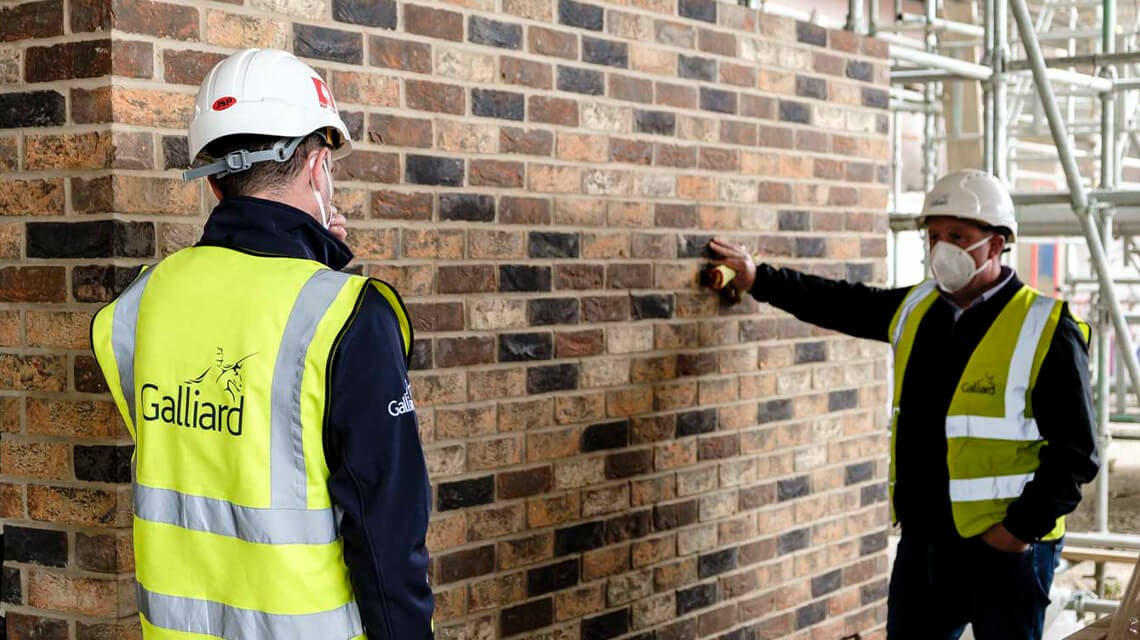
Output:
(748, 264), (912, 342)
(324, 283), (434, 639)
(1005, 310), (1100, 542)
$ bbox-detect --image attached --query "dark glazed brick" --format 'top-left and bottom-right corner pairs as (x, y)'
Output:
(632, 294), (674, 320)
(582, 609), (630, 639)
(583, 37), (628, 68)
(162, 136), (189, 170)
(409, 341), (432, 370)
(606, 510), (651, 543)
(779, 100), (811, 124)
(6, 613), (67, 639)
(676, 408), (716, 436)
(470, 15), (522, 49)
(527, 363), (579, 393)
(439, 544), (495, 583)
(796, 21), (827, 46)
(778, 210), (809, 231)
(0, 0), (63, 42)
(778, 528), (810, 554)
(406, 155), (464, 186)
(75, 355), (109, 393)
(677, 353), (716, 377)
(676, 582), (716, 615)
(634, 110), (675, 135)
(558, 0), (603, 31)
(500, 333), (554, 362)
(678, 55), (716, 82)
(845, 461), (874, 485)
(558, 66), (605, 95)
(74, 445), (132, 483)
(72, 265), (140, 302)
(527, 558), (579, 596)
(828, 389), (858, 411)
(502, 598), (554, 635)
(28, 221), (154, 259)
(653, 500), (698, 531)
(699, 548), (737, 578)
(2, 566), (19, 604)
(796, 601), (827, 628)
(679, 0), (716, 23)
(794, 342), (826, 364)
(26, 40), (110, 82)
(847, 60), (873, 81)
(795, 75), (827, 100)
(795, 238), (825, 258)
(4, 526), (67, 567)
(811, 569), (842, 597)
(605, 449), (652, 479)
(473, 89), (525, 121)
(294, 24), (363, 65)
(440, 194), (495, 222)
(862, 578), (889, 605)
(333, 0), (397, 28)
(862, 482), (888, 506)
(530, 232), (579, 258)
(863, 87), (889, 109)
(581, 420), (629, 452)
(501, 265), (552, 292)
(679, 234), (715, 259)
(342, 112), (364, 141)
(499, 466), (553, 499)
(555, 521), (606, 555)
(0, 91), (65, 129)
(700, 88), (736, 114)
(528, 298), (579, 326)
(862, 531), (888, 554)
(777, 476), (810, 501)
(438, 475), (495, 510)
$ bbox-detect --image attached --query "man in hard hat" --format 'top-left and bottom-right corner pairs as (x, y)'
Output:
(709, 169), (1098, 640)
(90, 49), (433, 639)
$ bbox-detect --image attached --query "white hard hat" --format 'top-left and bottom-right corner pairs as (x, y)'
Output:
(919, 169), (1017, 243)
(184, 48), (351, 180)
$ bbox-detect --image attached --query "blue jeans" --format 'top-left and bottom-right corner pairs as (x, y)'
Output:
(886, 534), (1063, 640)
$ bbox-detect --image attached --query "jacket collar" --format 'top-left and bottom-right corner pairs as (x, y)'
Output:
(197, 197), (353, 271)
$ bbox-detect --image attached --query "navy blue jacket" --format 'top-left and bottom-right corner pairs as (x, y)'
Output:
(750, 264), (1099, 543)
(199, 197), (434, 639)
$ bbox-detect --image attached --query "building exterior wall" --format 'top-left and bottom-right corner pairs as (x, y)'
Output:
(0, 0), (894, 637)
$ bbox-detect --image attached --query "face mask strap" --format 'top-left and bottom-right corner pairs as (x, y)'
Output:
(309, 151), (332, 229)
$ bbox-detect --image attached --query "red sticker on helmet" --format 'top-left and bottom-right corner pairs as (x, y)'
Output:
(212, 96), (236, 111)
(312, 77), (335, 112)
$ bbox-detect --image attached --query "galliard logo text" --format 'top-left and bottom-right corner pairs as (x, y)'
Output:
(960, 374), (997, 395)
(140, 348), (255, 436)
(388, 379), (416, 417)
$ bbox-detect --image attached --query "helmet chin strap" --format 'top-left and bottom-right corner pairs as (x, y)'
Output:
(309, 155), (331, 229)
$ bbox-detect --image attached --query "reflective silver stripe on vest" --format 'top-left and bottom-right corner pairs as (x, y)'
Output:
(949, 472), (1035, 502)
(944, 294), (1056, 442)
(270, 269), (353, 509)
(111, 268), (155, 428)
(139, 585), (363, 640)
(890, 280), (937, 351)
(134, 484), (337, 545)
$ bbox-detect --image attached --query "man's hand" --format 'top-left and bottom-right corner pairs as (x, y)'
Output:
(709, 239), (757, 292)
(982, 523), (1030, 553)
(328, 210), (347, 243)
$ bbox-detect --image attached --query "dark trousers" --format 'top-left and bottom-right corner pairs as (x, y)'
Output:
(886, 534), (1063, 640)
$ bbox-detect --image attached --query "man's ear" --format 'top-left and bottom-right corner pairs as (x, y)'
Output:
(990, 234), (1006, 259)
(206, 176), (224, 202)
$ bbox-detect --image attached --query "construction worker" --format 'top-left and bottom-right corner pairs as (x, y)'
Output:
(90, 49), (433, 639)
(709, 169), (1098, 640)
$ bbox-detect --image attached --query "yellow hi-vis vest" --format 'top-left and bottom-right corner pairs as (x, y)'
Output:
(887, 280), (1088, 540)
(91, 246), (410, 640)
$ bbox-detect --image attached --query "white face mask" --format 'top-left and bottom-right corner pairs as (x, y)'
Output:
(929, 235), (992, 293)
(309, 154), (332, 229)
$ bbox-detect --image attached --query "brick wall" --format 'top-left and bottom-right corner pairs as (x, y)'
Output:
(0, 0), (893, 637)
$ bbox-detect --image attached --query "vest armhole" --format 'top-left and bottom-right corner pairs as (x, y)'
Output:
(366, 279), (413, 364)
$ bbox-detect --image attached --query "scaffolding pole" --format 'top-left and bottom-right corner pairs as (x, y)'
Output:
(1009, 0), (1140, 415)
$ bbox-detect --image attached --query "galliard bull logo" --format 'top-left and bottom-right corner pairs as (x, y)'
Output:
(140, 348), (256, 436)
(960, 374), (997, 395)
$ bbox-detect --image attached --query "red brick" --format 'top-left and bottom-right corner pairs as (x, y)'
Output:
(368, 114), (433, 148)
(470, 160), (524, 188)
(0, 267), (66, 302)
(370, 35), (432, 73)
(656, 81), (696, 109)
(26, 40), (111, 82)
(407, 80), (465, 114)
(405, 4), (463, 41)
(528, 96), (578, 126)
(163, 49), (225, 85)
(501, 57), (552, 89)
(1, 0), (63, 42)
(114, 0), (198, 39)
(529, 27), (578, 59)
(609, 74), (653, 103)
(372, 190), (433, 221)
(501, 127), (554, 156)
